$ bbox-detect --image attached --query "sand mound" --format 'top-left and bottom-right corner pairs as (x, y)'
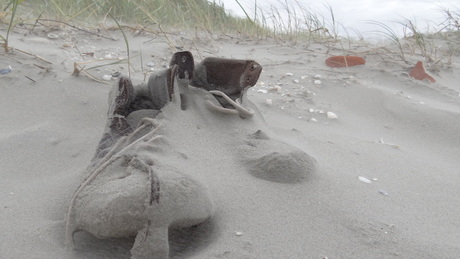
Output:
(240, 133), (317, 183)
(234, 129), (317, 183)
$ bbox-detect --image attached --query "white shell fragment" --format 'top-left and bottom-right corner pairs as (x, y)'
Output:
(147, 62), (155, 67)
(47, 33), (59, 39)
(327, 111), (338, 119)
(257, 89), (268, 94)
(102, 74), (112, 81)
(269, 86), (282, 92)
(314, 80), (322, 85)
(358, 176), (372, 183)
(286, 72), (294, 76)
(235, 232), (243, 236)
(314, 74), (321, 79)
(310, 118), (318, 122)
(293, 79), (300, 83)
(265, 99), (273, 105)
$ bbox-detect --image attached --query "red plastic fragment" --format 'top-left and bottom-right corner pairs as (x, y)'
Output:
(326, 56), (365, 68)
(409, 61), (435, 83)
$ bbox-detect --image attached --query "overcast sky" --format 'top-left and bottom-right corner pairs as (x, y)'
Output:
(218, 0), (459, 37)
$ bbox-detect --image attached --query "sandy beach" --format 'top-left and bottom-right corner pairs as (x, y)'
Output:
(1, 22), (459, 258)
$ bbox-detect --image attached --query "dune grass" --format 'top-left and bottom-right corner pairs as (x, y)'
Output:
(366, 6), (459, 70)
(1, 1), (459, 44)
(0, 0), (266, 36)
(0, 0), (23, 52)
(1, 0), (458, 71)
(0, 0), (343, 44)
(235, 0), (340, 43)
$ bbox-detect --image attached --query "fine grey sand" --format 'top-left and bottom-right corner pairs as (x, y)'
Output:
(1, 24), (460, 258)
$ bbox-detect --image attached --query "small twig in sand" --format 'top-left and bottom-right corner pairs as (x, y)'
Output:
(28, 11), (43, 35)
(36, 19), (116, 41)
(73, 44), (85, 60)
(71, 57), (133, 85)
(25, 76), (36, 82)
(12, 47), (53, 64)
(72, 63), (111, 85)
(33, 63), (50, 71)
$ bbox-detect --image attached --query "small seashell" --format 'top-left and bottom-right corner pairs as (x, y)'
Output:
(47, 33), (59, 39)
(257, 89), (268, 94)
(314, 74), (321, 79)
(105, 54), (113, 59)
(310, 118), (318, 122)
(286, 72), (294, 76)
(308, 108), (315, 113)
(147, 62), (155, 67)
(0, 66), (12, 75)
(265, 99), (273, 105)
(358, 176), (372, 183)
(269, 86), (282, 92)
(235, 231), (243, 236)
(327, 111), (338, 119)
(301, 75), (308, 79)
(314, 80), (322, 85)
(378, 190), (389, 196)
(102, 74), (112, 81)
(293, 79), (300, 84)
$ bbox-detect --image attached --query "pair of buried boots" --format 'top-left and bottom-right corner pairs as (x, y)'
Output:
(94, 51), (262, 162)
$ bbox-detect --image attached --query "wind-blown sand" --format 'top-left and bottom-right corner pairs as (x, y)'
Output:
(1, 24), (459, 258)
